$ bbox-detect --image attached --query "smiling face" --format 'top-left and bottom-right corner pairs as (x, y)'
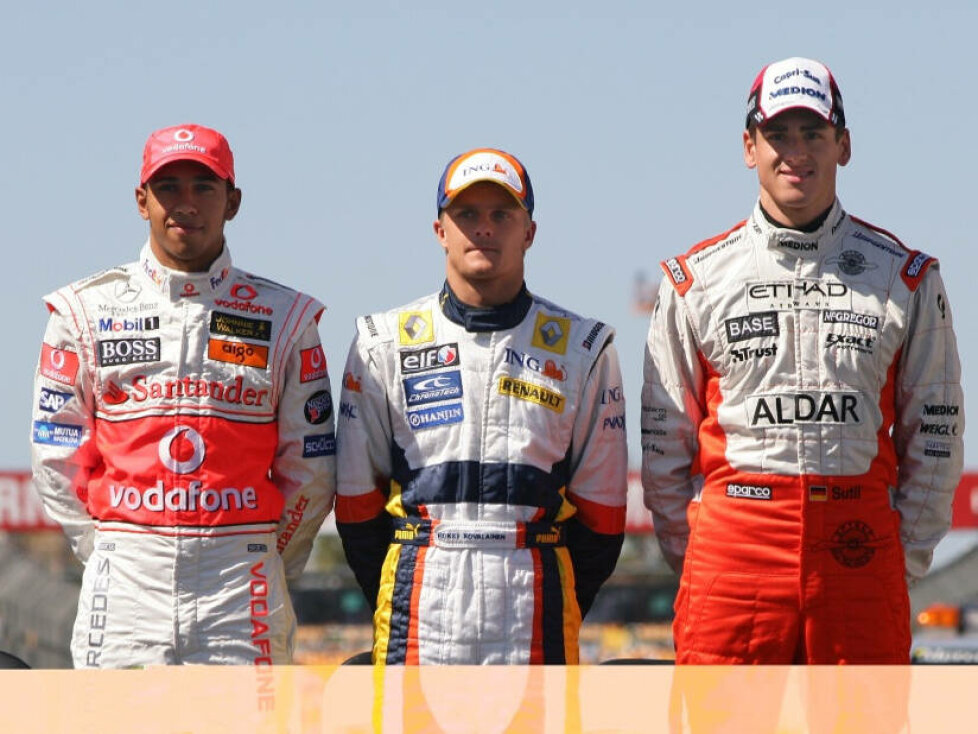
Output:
(433, 181), (536, 306)
(135, 160), (241, 272)
(744, 109), (851, 228)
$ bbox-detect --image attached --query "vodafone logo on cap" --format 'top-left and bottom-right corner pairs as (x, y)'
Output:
(158, 425), (206, 474)
(173, 129), (194, 142)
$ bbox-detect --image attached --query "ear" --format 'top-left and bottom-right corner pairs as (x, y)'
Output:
(743, 129), (757, 170)
(224, 187), (242, 221)
(837, 128), (852, 167)
(135, 186), (150, 221)
(523, 220), (537, 253)
(433, 218), (449, 253)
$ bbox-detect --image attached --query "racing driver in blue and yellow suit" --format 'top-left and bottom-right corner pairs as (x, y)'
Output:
(336, 148), (628, 664)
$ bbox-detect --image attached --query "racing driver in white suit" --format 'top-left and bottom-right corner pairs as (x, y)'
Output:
(31, 124), (335, 667)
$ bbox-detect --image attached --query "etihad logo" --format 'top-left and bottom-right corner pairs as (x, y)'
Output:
(531, 313), (570, 355)
(746, 392), (861, 426)
(398, 311), (434, 346)
(503, 348), (567, 381)
(746, 279), (851, 312)
(498, 376), (565, 413)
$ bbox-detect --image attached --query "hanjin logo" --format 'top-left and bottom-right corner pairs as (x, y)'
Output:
(158, 426), (206, 474)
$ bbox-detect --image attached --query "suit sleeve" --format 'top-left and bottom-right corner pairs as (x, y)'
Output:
(335, 329), (394, 610)
(30, 300), (100, 563)
(892, 265), (964, 583)
(272, 319), (336, 583)
(565, 337), (628, 617)
(640, 280), (706, 574)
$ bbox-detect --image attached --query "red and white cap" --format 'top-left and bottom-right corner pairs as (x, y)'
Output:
(140, 124), (235, 184)
(746, 57), (845, 130)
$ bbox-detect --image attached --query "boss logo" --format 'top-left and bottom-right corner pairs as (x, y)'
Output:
(98, 338), (161, 366)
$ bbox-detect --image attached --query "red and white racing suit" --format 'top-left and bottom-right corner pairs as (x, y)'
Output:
(336, 284), (627, 664)
(642, 201), (964, 663)
(31, 243), (335, 667)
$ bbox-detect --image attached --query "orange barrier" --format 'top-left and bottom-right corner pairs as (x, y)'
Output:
(0, 664), (975, 733)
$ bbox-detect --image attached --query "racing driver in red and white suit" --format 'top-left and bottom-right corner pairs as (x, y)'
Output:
(642, 58), (964, 663)
(30, 124), (334, 667)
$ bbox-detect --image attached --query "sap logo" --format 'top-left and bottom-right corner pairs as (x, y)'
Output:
(602, 414), (625, 431)
(38, 387), (72, 413)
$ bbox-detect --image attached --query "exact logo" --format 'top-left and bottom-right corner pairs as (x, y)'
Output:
(158, 426), (206, 474)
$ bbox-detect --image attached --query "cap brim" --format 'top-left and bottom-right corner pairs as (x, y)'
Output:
(141, 153), (233, 185)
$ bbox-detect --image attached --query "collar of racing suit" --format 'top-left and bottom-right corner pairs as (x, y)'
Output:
(752, 198), (847, 261)
(438, 281), (533, 332)
(137, 241), (234, 301)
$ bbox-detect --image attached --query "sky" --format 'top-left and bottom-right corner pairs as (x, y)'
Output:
(2, 1), (975, 473)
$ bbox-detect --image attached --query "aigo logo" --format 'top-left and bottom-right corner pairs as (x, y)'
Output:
(158, 426), (206, 474)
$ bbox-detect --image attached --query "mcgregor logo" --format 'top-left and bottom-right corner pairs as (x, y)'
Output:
(158, 426), (206, 474)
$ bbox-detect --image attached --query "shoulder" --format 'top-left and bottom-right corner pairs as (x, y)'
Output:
(659, 219), (749, 296)
(845, 216), (939, 291)
(526, 293), (615, 358)
(353, 292), (440, 346)
(43, 262), (135, 313)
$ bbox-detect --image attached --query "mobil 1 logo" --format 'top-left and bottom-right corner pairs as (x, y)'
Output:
(98, 337), (161, 366)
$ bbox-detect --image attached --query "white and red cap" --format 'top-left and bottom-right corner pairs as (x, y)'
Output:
(140, 123), (235, 185)
(746, 57), (845, 129)
(437, 148), (534, 216)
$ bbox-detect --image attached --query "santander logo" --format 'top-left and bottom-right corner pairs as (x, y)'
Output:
(158, 426), (206, 474)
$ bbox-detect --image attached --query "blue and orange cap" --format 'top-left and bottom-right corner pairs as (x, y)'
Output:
(436, 148), (534, 217)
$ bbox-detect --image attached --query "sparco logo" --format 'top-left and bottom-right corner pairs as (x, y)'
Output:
(158, 426), (206, 474)
(725, 483), (772, 500)
(725, 312), (779, 342)
(822, 310), (880, 330)
(906, 253), (930, 278)
(746, 392), (861, 426)
(400, 343), (460, 375)
(731, 344), (777, 362)
(665, 258), (686, 284)
(98, 338), (160, 366)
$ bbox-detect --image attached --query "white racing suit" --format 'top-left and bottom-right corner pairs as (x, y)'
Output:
(642, 200), (964, 663)
(336, 284), (627, 664)
(31, 243), (335, 667)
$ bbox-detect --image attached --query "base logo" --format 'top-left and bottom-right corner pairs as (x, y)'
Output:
(830, 520), (877, 568)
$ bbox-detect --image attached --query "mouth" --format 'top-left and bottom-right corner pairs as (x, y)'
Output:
(779, 167), (813, 184)
(168, 221), (202, 233)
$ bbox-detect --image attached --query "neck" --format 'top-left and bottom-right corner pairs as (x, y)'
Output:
(759, 200), (834, 232)
(444, 274), (525, 308)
